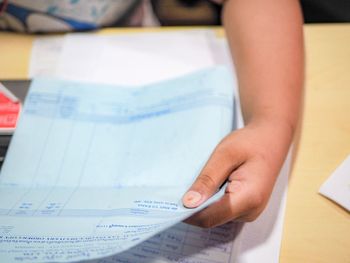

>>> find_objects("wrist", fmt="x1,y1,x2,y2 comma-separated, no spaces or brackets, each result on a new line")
245,112,298,143
242,114,297,168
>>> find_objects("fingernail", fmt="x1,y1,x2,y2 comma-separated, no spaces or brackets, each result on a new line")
183,191,202,208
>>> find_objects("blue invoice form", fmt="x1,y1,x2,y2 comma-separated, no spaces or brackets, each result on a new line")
0,66,235,262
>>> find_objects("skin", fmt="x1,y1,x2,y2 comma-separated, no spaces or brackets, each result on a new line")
182,0,304,227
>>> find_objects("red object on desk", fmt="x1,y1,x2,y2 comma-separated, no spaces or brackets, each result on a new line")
0,92,21,133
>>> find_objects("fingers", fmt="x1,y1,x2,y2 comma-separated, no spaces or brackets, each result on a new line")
184,181,250,228
185,160,274,228
182,142,245,208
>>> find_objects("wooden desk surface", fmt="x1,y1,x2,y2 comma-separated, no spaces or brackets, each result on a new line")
280,24,350,263
0,25,349,262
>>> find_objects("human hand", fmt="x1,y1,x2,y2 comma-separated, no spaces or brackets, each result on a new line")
182,119,293,227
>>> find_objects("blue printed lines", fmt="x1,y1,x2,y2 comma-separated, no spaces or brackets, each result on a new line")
24,90,232,125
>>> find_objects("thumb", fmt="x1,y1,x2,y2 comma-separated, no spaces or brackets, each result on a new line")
182,144,244,208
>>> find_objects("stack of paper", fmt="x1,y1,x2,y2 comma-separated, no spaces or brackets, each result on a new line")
0,66,236,262
22,29,292,262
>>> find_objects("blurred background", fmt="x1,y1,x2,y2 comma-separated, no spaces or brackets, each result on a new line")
150,0,350,25
1,0,349,31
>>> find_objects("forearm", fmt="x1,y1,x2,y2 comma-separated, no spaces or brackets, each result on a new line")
183,0,304,226
223,0,304,142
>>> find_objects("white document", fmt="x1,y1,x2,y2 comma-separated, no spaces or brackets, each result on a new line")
29,36,65,78
0,67,237,262
87,221,240,263
55,30,216,85
319,154,350,211
90,154,291,263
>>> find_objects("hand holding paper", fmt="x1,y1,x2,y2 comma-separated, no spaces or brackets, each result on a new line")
183,119,294,227
183,0,304,227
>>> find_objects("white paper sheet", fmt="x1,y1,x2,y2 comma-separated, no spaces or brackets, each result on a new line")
55,30,216,86
319,154,350,211
29,36,65,78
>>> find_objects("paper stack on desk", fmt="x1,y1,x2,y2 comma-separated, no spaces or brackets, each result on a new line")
0,66,237,262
